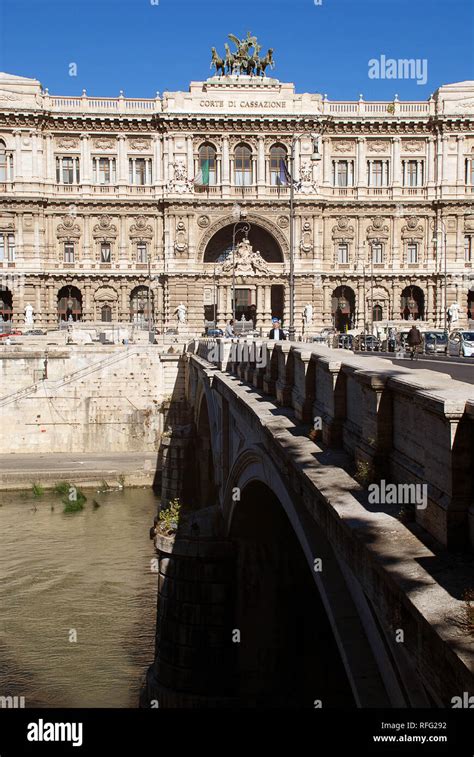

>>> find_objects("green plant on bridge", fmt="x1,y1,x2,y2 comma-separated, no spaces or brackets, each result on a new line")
354,460,374,487
158,499,181,535
32,482,45,497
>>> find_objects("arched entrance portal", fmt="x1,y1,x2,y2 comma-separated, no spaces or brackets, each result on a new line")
58,286,82,322
203,224,284,264
229,481,355,707
467,290,474,322
332,286,356,332
130,286,153,325
401,286,424,320
0,287,13,322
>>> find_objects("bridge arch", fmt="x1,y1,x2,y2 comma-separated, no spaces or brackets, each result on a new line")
222,446,418,707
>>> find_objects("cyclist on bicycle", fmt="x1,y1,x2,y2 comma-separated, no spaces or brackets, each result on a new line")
406,324,422,359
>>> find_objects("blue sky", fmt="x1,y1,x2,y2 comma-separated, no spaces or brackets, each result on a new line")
0,0,472,100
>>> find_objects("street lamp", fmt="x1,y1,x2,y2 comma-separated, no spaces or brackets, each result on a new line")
231,203,251,323
288,125,330,341
432,219,447,333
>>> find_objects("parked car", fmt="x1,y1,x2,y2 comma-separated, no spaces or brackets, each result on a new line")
0,330,22,339
206,328,224,337
24,329,47,336
448,330,474,357
423,330,448,355
355,334,380,351
337,334,354,350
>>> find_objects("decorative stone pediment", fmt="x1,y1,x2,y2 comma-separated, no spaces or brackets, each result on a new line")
56,136,80,150
92,137,116,151
402,216,424,239
332,140,356,154
130,216,153,240
367,140,390,154
465,215,474,232
93,214,117,239
367,216,389,240
402,140,425,153
94,285,118,302
57,215,81,240
220,238,270,275
168,159,193,193
332,216,355,241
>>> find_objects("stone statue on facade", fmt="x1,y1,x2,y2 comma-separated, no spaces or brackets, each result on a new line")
174,302,187,324
24,303,34,326
168,160,192,194
303,303,313,328
447,302,460,325
211,33,275,78
221,239,270,276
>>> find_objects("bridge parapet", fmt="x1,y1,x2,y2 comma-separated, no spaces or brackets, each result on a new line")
191,339,474,549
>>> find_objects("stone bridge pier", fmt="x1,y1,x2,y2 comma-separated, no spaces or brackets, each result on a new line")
144,340,474,709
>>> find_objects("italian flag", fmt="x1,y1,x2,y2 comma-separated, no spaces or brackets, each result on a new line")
193,159,210,186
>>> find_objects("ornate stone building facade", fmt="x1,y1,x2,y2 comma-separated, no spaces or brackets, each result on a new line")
0,70,473,334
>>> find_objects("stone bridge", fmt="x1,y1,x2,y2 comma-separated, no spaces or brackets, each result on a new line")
145,340,474,709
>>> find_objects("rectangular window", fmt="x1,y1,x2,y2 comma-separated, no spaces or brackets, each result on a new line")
368,160,389,187
466,159,474,186
64,242,75,263
135,159,146,185
372,242,383,264
404,160,423,187
337,243,349,264
7,234,15,261
62,157,74,184
333,160,354,188
137,243,147,264
407,243,418,263
0,235,4,261
465,236,472,262
93,157,116,185
0,152,6,183
100,243,111,263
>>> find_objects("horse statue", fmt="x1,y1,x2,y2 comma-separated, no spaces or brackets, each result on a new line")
210,47,226,77
256,48,275,77
224,43,236,75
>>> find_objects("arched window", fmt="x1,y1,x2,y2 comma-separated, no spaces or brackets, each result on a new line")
373,304,383,322
234,144,252,186
0,140,12,183
197,143,217,186
269,144,287,186
101,304,112,322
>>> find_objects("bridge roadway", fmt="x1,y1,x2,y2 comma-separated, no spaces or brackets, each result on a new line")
355,351,474,384
175,339,474,708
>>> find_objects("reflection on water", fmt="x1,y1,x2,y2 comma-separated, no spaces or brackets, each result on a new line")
0,487,158,707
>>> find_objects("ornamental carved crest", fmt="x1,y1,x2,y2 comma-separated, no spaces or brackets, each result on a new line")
403,140,425,153
332,216,355,241
197,215,210,229
402,216,424,239
299,219,313,254
220,238,270,275
174,220,188,255
168,159,193,193
57,215,81,240
93,214,117,239
130,216,153,240
129,138,151,152
56,137,79,150
297,162,317,194
92,137,115,150
367,140,389,153
332,140,356,153
367,217,389,240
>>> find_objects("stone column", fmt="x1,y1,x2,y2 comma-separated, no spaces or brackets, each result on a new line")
392,137,401,188
427,136,435,187
120,282,129,322
153,135,162,185
256,284,264,332
80,133,91,185
222,137,229,190
162,136,169,186
257,136,265,186
117,135,127,185
322,137,331,187
83,282,93,322
187,136,194,181
13,130,23,179
357,137,366,188
264,284,272,331
456,135,465,187
217,284,226,329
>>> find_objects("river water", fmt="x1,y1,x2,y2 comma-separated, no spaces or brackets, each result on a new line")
0,486,158,707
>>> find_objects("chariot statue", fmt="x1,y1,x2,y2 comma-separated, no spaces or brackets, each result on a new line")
211,33,275,78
